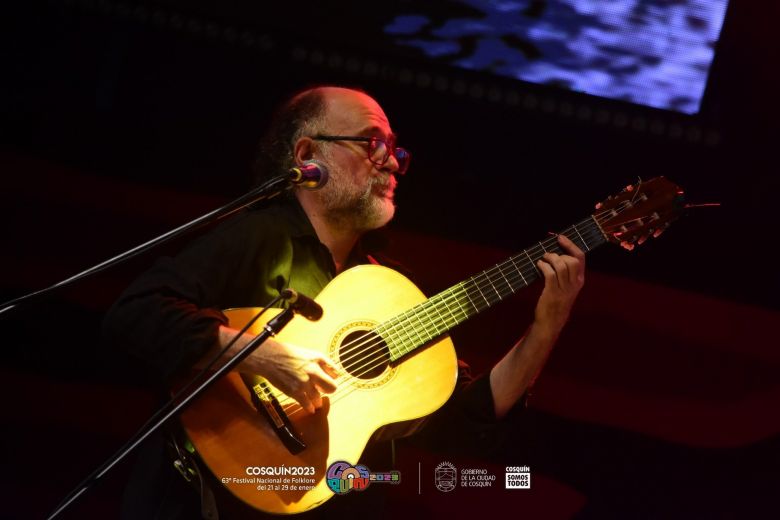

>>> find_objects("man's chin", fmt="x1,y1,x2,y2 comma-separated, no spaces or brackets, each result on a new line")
373,187,394,200
366,200,395,229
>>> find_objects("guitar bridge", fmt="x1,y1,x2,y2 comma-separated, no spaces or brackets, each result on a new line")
248,380,306,455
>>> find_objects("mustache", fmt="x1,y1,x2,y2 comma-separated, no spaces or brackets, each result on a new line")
371,175,397,192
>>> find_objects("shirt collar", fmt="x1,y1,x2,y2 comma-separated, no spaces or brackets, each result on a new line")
269,196,388,264
271,196,319,239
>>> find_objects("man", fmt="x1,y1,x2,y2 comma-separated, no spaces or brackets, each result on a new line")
104,86,584,518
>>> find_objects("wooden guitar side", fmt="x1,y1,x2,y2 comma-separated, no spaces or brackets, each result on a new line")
179,264,458,514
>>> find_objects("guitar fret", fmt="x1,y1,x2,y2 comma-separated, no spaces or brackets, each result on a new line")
421,305,436,338
471,276,491,308
438,291,460,327
445,292,462,326
416,307,432,339
443,299,458,331
485,272,504,301
587,216,607,244
426,305,446,336
524,250,540,275
452,283,470,322
453,282,477,321
386,317,406,357
398,314,418,356
497,262,515,293
385,330,398,359
572,223,590,252
509,256,528,286
461,282,479,313
383,212,612,363
411,309,430,344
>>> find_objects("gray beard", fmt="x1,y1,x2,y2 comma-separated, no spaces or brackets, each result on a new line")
320,177,392,232
314,146,395,231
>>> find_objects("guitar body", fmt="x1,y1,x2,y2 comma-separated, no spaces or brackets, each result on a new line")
180,264,458,514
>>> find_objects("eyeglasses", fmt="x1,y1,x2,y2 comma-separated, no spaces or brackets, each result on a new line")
311,134,411,175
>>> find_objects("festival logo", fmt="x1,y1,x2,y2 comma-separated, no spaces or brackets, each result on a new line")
505,465,531,489
434,462,457,492
326,461,401,495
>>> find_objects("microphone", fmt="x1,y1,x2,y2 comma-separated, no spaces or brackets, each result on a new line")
289,160,329,190
280,288,323,321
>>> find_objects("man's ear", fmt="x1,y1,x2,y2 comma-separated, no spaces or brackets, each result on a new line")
293,136,315,166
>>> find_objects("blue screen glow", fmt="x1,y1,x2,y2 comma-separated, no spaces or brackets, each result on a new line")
385,0,729,114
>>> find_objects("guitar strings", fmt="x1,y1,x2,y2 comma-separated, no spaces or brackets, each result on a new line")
274,225,602,415
325,201,636,373
315,211,616,375
272,211,627,415
273,234,610,418
330,200,641,373
273,208,633,414
272,203,647,415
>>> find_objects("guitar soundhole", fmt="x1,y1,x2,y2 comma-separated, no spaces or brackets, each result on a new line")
339,330,390,380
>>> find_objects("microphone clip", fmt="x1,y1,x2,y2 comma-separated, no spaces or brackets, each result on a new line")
280,288,323,321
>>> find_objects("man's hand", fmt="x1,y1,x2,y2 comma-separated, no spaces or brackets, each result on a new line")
534,234,585,334
489,235,586,419
216,326,339,414
250,340,339,415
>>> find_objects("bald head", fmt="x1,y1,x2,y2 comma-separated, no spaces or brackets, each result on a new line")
254,86,387,186
314,87,391,139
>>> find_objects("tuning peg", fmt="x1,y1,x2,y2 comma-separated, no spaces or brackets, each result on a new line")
595,202,603,209
652,224,669,238
625,184,634,192
637,234,649,246
620,241,635,251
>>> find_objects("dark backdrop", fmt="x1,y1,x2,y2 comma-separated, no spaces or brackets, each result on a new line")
1,1,778,518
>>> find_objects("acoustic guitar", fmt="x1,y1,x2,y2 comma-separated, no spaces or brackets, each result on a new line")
179,177,685,514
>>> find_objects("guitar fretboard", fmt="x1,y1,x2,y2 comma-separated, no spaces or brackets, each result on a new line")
376,216,606,361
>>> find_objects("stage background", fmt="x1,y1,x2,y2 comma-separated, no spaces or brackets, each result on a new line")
1,1,778,518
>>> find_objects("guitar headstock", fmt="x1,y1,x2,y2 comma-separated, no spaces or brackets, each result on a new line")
594,177,685,250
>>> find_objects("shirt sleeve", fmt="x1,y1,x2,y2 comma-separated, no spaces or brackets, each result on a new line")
102,223,244,382
102,262,226,382
404,360,527,458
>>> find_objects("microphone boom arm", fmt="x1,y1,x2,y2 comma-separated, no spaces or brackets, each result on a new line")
0,174,292,316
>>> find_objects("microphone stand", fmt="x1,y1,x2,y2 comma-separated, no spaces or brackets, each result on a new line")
0,173,291,316
47,305,301,520
3,163,328,516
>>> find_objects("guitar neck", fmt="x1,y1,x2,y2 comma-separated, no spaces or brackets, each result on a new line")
378,215,606,361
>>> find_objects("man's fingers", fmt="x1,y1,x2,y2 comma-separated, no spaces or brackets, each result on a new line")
302,364,335,413
557,234,586,261
539,250,585,291
540,253,569,289
308,388,323,410
295,390,315,414
545,252,569,280
561,255,583,286
317,357,341,380
536,259,558,288
303,359,337,394
556,235,585,283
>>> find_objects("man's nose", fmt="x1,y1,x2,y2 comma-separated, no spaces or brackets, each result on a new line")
380,153,400,174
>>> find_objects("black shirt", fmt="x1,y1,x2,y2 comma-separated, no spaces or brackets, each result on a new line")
104,198,368,381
